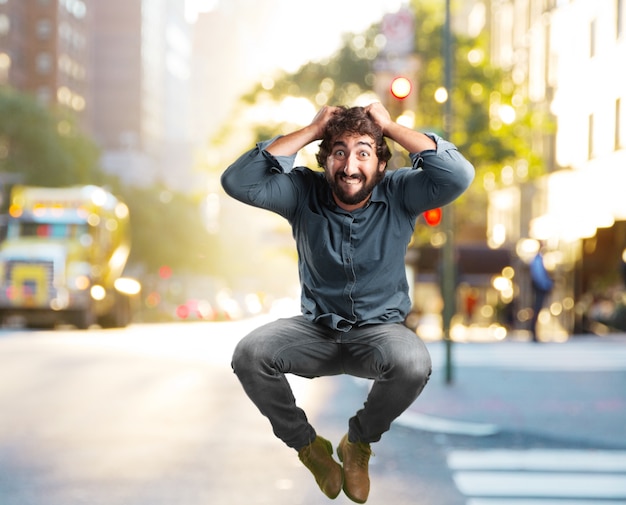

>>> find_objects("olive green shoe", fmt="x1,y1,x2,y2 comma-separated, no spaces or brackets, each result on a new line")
298,435,343,499
337,434,372,503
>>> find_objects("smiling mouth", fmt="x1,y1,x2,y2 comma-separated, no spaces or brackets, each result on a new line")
339,174,363,185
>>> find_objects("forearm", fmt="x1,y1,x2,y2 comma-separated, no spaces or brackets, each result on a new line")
265,124,320,156
265,106,337,156
383,122,437,154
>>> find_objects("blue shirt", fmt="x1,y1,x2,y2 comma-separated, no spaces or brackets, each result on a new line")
530,253,553,292
221,133,474,331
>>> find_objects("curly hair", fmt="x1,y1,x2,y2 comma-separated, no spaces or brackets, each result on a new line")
315,106,392,168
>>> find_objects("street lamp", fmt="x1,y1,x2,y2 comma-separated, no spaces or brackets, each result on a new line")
442,0,455,385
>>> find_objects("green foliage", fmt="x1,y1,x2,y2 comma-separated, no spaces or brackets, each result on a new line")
215,0,554,246
112,183,219,277
0,87,102,186
0,87,216,278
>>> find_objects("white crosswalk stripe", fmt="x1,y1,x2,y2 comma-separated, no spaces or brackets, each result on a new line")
447,449,626,504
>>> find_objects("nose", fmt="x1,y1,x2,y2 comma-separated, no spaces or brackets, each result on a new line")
342,154,360,176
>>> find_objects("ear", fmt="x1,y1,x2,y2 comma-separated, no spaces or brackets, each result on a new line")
378,161,387,172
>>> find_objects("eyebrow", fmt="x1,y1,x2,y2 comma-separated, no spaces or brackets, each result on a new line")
332,140,374,149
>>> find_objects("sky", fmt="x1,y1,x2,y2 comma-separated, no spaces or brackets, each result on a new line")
185,0,411,140
186,0,407,73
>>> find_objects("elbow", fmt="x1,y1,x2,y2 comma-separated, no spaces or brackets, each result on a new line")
220,167,242,200
445,159,475,201
220,169,232,194
447,155,475,193
438,149,475,193
458,159,475,191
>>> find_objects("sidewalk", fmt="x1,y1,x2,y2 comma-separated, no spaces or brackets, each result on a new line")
401,335,626,448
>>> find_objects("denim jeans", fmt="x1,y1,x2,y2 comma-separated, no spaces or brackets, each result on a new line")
231,316,432,450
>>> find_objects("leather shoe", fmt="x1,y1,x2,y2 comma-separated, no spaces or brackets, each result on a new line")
337,433,372,503
298,435,343,499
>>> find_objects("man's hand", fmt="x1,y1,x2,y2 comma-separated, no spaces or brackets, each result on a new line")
366,102,436,153
310,105,341,140
266,106,340,156
365,102,393,134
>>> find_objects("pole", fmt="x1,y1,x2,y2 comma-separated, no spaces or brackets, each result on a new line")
442,0,455,384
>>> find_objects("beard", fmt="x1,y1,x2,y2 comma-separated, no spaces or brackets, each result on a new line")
326,170,385,206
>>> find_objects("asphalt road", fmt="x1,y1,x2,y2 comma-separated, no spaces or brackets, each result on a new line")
1,319,625,505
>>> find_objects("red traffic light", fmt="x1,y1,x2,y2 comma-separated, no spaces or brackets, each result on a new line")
159,265,172,279
423,207,442,226
390,76,412,99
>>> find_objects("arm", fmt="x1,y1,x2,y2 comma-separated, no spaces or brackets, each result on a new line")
221,108,339,216
265,105,341,156
365,102,474,213
365,102,436,153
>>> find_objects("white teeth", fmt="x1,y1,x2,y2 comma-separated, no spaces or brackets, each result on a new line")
341,176,361,185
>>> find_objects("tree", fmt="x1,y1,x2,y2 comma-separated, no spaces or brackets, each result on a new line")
216,0,552,246
0,87,219,282
0,87,102,186
112,183,220,278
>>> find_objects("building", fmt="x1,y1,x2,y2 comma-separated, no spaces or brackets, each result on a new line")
91,0,195,190
0,0,91,127
0,0,196,192
487,0,626,335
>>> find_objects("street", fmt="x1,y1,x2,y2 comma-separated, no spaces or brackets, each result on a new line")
1,318,625,505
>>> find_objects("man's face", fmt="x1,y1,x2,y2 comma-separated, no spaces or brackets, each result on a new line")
324,134,386,211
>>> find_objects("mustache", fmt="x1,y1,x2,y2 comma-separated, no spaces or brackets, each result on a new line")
337,172,364,181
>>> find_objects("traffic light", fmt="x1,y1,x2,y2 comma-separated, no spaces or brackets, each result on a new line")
390,76,412,99
423,207,442,226
158,265,172,279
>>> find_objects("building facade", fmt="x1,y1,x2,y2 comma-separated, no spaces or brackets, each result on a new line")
488,0,626,335
0,0,91,126
0,0,195,191
91,0,194,190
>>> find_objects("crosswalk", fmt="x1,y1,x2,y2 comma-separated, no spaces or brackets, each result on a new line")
447,449,626,504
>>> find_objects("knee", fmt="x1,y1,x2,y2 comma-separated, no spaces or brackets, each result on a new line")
391,341,432,386
231,334,273,377
232,337,254,373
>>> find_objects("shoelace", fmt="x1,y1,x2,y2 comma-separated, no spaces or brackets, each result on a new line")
353,443,373,468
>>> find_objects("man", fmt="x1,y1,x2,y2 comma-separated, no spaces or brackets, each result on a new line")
221,103,474,502
529,246,554,342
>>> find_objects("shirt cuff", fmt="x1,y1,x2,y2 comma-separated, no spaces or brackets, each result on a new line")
258,136,297,174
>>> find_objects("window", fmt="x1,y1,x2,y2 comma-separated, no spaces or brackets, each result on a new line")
617,98,623,150
590,19,596,58
35,52,52,74
36,19,53,40
588,113,595,159
0,14,9,36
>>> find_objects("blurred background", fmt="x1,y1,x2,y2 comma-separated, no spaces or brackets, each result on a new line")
0,0,625,341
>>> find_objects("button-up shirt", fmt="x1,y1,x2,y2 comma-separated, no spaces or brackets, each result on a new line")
221,133,474,331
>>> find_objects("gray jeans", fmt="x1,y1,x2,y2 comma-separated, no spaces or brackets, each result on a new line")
231,316,432,450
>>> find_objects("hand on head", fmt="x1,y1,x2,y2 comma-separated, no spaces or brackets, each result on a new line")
310,106,342,140
364,102,392,134
311,103,392,140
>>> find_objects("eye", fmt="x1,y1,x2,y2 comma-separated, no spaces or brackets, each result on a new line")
358,150,371,159
333,149,346,158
